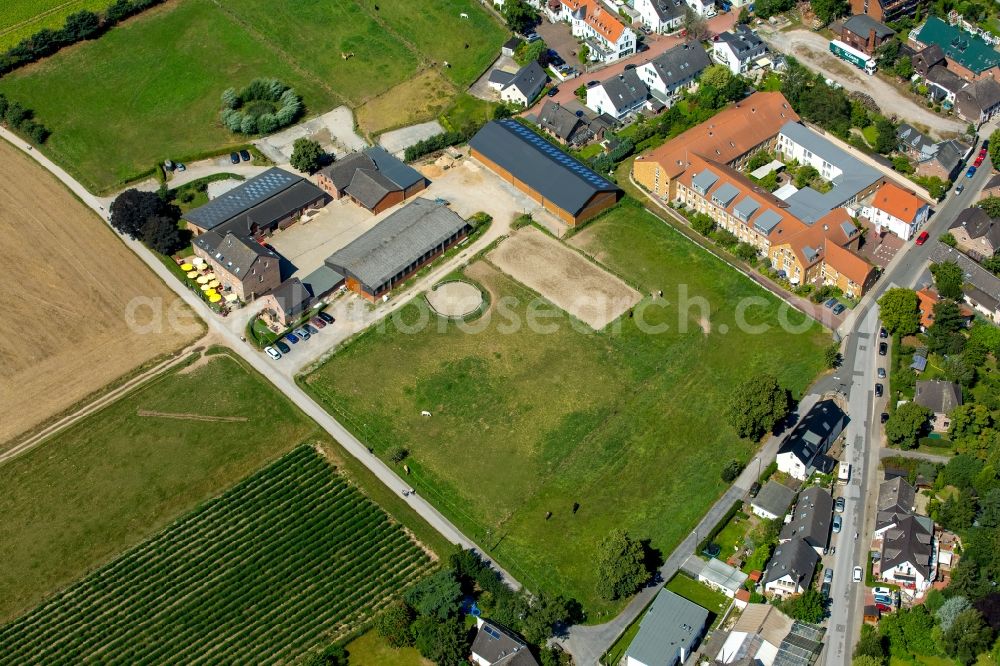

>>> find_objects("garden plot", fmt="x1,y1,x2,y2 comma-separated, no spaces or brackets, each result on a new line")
488,226,641,330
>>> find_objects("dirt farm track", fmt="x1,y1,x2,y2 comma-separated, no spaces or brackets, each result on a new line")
488,226,641,330
0,139,198,448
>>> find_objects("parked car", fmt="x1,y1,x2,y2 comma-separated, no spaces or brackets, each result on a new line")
317,311,335,324
176,162,186,171
915,230,930,245
875,602,893,613
835,497,846,513
873,586,893,597
230,152,240,164
310,316,326,329
525,32,540,42
547,87,559,97
956,184,965,196
275,340,291,354
874,594,894,606
881,412,889,424
164,159,175,171
967,165,977,178
832,303,845,315
304,323,319,335
264,346,281,360
832,515,843,533
294,327,310,340
877,367,886,379
824,297,838,309
879,342,888,355
239,149,251,162
285,332,299,344
821,582,832,597
875,382,884,397
749,482,761,498
853,566,863,583
824,568,834,583
980,146,988,159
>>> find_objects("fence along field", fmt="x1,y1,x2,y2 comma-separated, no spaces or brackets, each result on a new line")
0,446,433,664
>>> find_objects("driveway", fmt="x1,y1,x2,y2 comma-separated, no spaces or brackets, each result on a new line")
758,28,966,137
255,106,367,163
527,12,738,113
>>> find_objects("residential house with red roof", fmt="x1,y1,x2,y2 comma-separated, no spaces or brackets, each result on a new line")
556,0,636,63
864,182,931,241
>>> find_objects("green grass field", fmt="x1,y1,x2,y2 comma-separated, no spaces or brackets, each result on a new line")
0,446,433,664
665,574,731,617
0,0,506,192
0,349,325,623
303,204,828,614
347,630,432,666
0,0,108,51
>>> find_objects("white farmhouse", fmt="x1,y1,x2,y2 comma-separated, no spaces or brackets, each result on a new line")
556,0,636,63
712,25,767,74
487,61,548,107
634,0,686,34
775,400,845,481
636,41,711,105
586,69,649,120
863,182,930,241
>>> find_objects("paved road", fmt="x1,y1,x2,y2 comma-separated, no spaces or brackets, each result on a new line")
759,28,966,137
820,138,995,665
527,13,738,114
0,127,523,590
562,395,821,665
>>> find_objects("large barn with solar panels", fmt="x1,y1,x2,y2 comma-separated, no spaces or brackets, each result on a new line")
182,167,329,238
469,120,622,226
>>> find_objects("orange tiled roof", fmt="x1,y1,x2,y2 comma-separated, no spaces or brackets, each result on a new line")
562,0,626,43
823,239,875,286
917,287,972,328
637,91,800,179
872,182,926,223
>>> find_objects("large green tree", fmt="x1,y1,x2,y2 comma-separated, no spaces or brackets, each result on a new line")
941,609,994,665
374,601,415,648
515,39,548,66
403,569,461,620
727,374,790,441
595,529,649,601
811,0,848,23
978,196,1000,218
931,261,965,300
853,624,886,664
502,0,537,33
779,588,826,623
885,402,932,449
878,288,920,336
290,138,326,174
412,616,469,666
874,117,897,154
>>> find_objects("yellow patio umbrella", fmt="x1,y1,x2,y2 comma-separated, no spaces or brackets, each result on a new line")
200,283,211,291
205,272,216,280
186,271,198,279
196,275,209,285
206,288,217,297
208,279,220,288
180,263,194,271
209,294,222,303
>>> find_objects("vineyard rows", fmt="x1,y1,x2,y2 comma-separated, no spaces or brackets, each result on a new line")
0,446,433,664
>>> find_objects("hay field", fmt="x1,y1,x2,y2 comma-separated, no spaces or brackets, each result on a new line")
489,225,641,329
0,139,199,446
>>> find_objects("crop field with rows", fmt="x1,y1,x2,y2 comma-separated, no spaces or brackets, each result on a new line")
0,446,433,664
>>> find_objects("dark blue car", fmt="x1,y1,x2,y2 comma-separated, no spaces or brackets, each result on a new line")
285,332,299,344
967,165,977,178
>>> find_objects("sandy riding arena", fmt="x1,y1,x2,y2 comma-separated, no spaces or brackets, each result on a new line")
0,140,198,447
426,281,484,317
488,226,641,329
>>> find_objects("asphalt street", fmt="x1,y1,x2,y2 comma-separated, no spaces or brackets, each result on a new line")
820,142,996,665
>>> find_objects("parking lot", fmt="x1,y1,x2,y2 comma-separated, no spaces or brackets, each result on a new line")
535,18,579,68
267,199,378,281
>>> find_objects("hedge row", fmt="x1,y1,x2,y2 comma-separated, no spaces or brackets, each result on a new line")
697,499,743,556
0,0,167,77
0,94,49,144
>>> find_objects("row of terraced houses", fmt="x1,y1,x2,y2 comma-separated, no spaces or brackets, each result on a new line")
631,91,935,298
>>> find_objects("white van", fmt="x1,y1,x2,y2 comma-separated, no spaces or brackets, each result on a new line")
838,462,851,485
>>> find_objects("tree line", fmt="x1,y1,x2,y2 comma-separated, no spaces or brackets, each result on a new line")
0,0,167,77
0,93,49,144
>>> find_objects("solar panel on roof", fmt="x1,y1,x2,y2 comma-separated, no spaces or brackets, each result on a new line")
484,626,502,640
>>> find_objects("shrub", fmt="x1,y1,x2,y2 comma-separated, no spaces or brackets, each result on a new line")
389,447,409,463
721,459,744,482
219,78,302,136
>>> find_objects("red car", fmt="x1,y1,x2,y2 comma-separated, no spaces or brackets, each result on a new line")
975,155,985,167
875,602,893,613
915,230,930,245
980,147,988,158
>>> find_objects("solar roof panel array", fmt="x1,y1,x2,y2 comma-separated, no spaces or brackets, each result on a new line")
505,121,614,189
184,168,302,230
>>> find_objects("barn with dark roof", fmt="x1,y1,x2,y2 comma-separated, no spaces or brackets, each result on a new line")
469,119,622,225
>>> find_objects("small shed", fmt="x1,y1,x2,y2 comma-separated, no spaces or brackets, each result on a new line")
502,36,523,58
